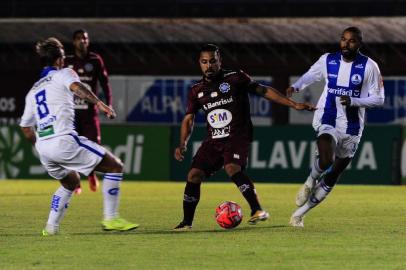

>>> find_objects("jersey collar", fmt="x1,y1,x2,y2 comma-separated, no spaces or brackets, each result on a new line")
40,66,57,78
203,69,224,83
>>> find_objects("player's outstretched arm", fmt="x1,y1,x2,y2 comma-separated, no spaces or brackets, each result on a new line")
20,127,36,145
174,114,195,162
339,95,384,107
254,84,316,111
70,82,116,119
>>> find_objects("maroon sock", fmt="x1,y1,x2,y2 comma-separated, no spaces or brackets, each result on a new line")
182,182,201,225
231,172,262,215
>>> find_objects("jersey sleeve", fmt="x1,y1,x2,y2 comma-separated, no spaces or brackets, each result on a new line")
238,70,259,93
57,68,81,91
366,59,385,99
350,59,385,108
96,55,113,106
185,88,200,115
291,54,327,91
19,92,36,127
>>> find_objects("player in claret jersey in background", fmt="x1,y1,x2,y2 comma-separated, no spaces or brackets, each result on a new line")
20,37,138,235
287,27,385,227
65,29,113,193
173,44,316,230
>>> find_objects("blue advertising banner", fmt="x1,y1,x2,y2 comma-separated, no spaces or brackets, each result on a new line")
114,76,272,125
367,78,406,123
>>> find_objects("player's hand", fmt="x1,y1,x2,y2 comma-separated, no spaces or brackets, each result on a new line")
286,87,297,98
97,102,117,119
174,146,187,161
340,96,351,106
294,102,317,111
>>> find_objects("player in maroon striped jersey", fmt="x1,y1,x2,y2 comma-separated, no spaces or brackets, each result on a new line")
65,29,113,193
173,44,316,230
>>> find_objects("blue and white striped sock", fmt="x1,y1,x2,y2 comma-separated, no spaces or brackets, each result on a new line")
293,180,333,217
103,173,123,220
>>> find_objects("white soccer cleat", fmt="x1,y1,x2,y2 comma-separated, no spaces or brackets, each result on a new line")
289,215,304,228
295,184,312,207
248,210,270,225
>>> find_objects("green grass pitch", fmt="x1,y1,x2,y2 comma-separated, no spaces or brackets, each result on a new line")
0,180,405,270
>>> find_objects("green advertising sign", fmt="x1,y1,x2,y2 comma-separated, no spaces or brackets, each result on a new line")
171,125,402,184
1,125,401,184
0,126,35,179
0,125,170,180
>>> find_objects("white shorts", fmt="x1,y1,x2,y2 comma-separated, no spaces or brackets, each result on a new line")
35,134,106,180
316,124,361,158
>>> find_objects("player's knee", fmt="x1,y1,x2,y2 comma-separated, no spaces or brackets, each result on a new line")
224,164,241,177
188,177,202,184
111,157,124,173
60,171,80,191
187,169,204,184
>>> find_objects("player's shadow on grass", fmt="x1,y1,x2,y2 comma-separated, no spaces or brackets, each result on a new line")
64,224,288,236
58,225,289,236
1,225,289,237
139,224,289,235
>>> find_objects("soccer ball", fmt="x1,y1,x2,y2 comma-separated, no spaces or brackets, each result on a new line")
215,201,243,229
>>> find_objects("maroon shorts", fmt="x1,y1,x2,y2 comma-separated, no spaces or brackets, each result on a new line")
74,115,101,144
191,137,250,177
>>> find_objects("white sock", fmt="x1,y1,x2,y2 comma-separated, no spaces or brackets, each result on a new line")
103,173,123,220
310,158,323,180
304,175,317,189
46,186,73,229
293,180,333,217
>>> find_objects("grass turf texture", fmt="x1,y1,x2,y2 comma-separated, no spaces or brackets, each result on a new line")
0,180,405,270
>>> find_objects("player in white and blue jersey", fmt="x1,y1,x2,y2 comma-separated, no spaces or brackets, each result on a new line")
286,27,385,227
20,37,139,235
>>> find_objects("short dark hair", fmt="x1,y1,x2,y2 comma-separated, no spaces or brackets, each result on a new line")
35,37,64,66
72,29,88,40
199,44,221,56
343,26,363,42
